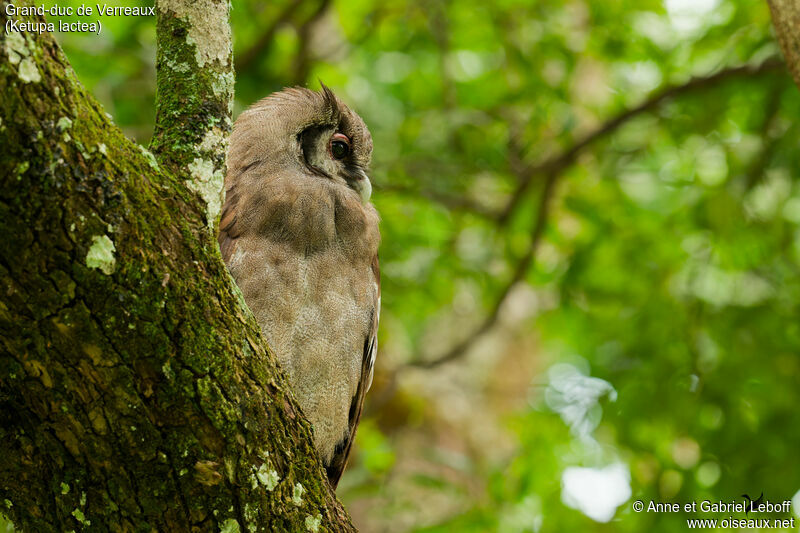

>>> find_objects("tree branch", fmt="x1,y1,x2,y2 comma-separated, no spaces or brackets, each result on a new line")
768,0,800,89
150,0,234,229
412,58,784,369
429,0,456,110
409,171,558,369
379,183,500,219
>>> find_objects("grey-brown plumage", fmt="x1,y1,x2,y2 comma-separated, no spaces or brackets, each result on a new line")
219,86,380,488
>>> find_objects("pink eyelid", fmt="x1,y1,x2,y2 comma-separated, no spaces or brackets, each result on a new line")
331,133,350,145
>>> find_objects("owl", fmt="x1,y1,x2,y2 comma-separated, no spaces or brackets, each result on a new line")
218,86,380,488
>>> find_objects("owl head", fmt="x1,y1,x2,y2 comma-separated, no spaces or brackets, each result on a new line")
227,84,373,204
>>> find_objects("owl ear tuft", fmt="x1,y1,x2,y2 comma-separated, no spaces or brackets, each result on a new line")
319,80,342,124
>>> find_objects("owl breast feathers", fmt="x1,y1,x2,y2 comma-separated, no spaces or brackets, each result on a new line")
218,86,380,488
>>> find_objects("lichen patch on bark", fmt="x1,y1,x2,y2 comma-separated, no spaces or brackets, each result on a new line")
17,57,41,83
188,157,224,227
138,145,160,170
292,483,306,506
57,117,73,130
213,70,235,106
4,31,29,64
199,127,226,153
5,32,41,83
158,0,232,68
219,517,241,533
305,514,322,532
252,463,280,491
85,234,116,275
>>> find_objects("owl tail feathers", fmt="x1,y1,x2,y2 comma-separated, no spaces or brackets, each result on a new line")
324,434,353,489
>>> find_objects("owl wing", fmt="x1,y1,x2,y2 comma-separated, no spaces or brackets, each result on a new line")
325,254,380,488
218,182,241,262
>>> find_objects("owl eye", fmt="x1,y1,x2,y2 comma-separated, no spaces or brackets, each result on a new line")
330,134,350,160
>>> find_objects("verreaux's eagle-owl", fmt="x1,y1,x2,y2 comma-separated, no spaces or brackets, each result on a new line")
218,86,380,488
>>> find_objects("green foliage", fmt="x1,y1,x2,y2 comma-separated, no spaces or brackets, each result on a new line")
353,420,396,476
36,0,800,530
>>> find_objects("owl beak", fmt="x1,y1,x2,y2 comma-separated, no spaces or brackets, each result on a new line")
348,168,372,204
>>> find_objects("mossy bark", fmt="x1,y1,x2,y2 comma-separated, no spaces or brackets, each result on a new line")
0,2,355,531
768,0,800,91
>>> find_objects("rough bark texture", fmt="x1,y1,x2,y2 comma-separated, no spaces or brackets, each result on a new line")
769,0,800,90
0,2,355,531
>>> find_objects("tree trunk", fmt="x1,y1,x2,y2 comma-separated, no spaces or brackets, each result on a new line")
768,0,800,89
0,1,355,531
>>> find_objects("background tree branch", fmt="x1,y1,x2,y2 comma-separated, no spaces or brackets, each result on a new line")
236,0,304,75
498,58,784,225
0,1,353,531
410,58,785,369
291,0,332,86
